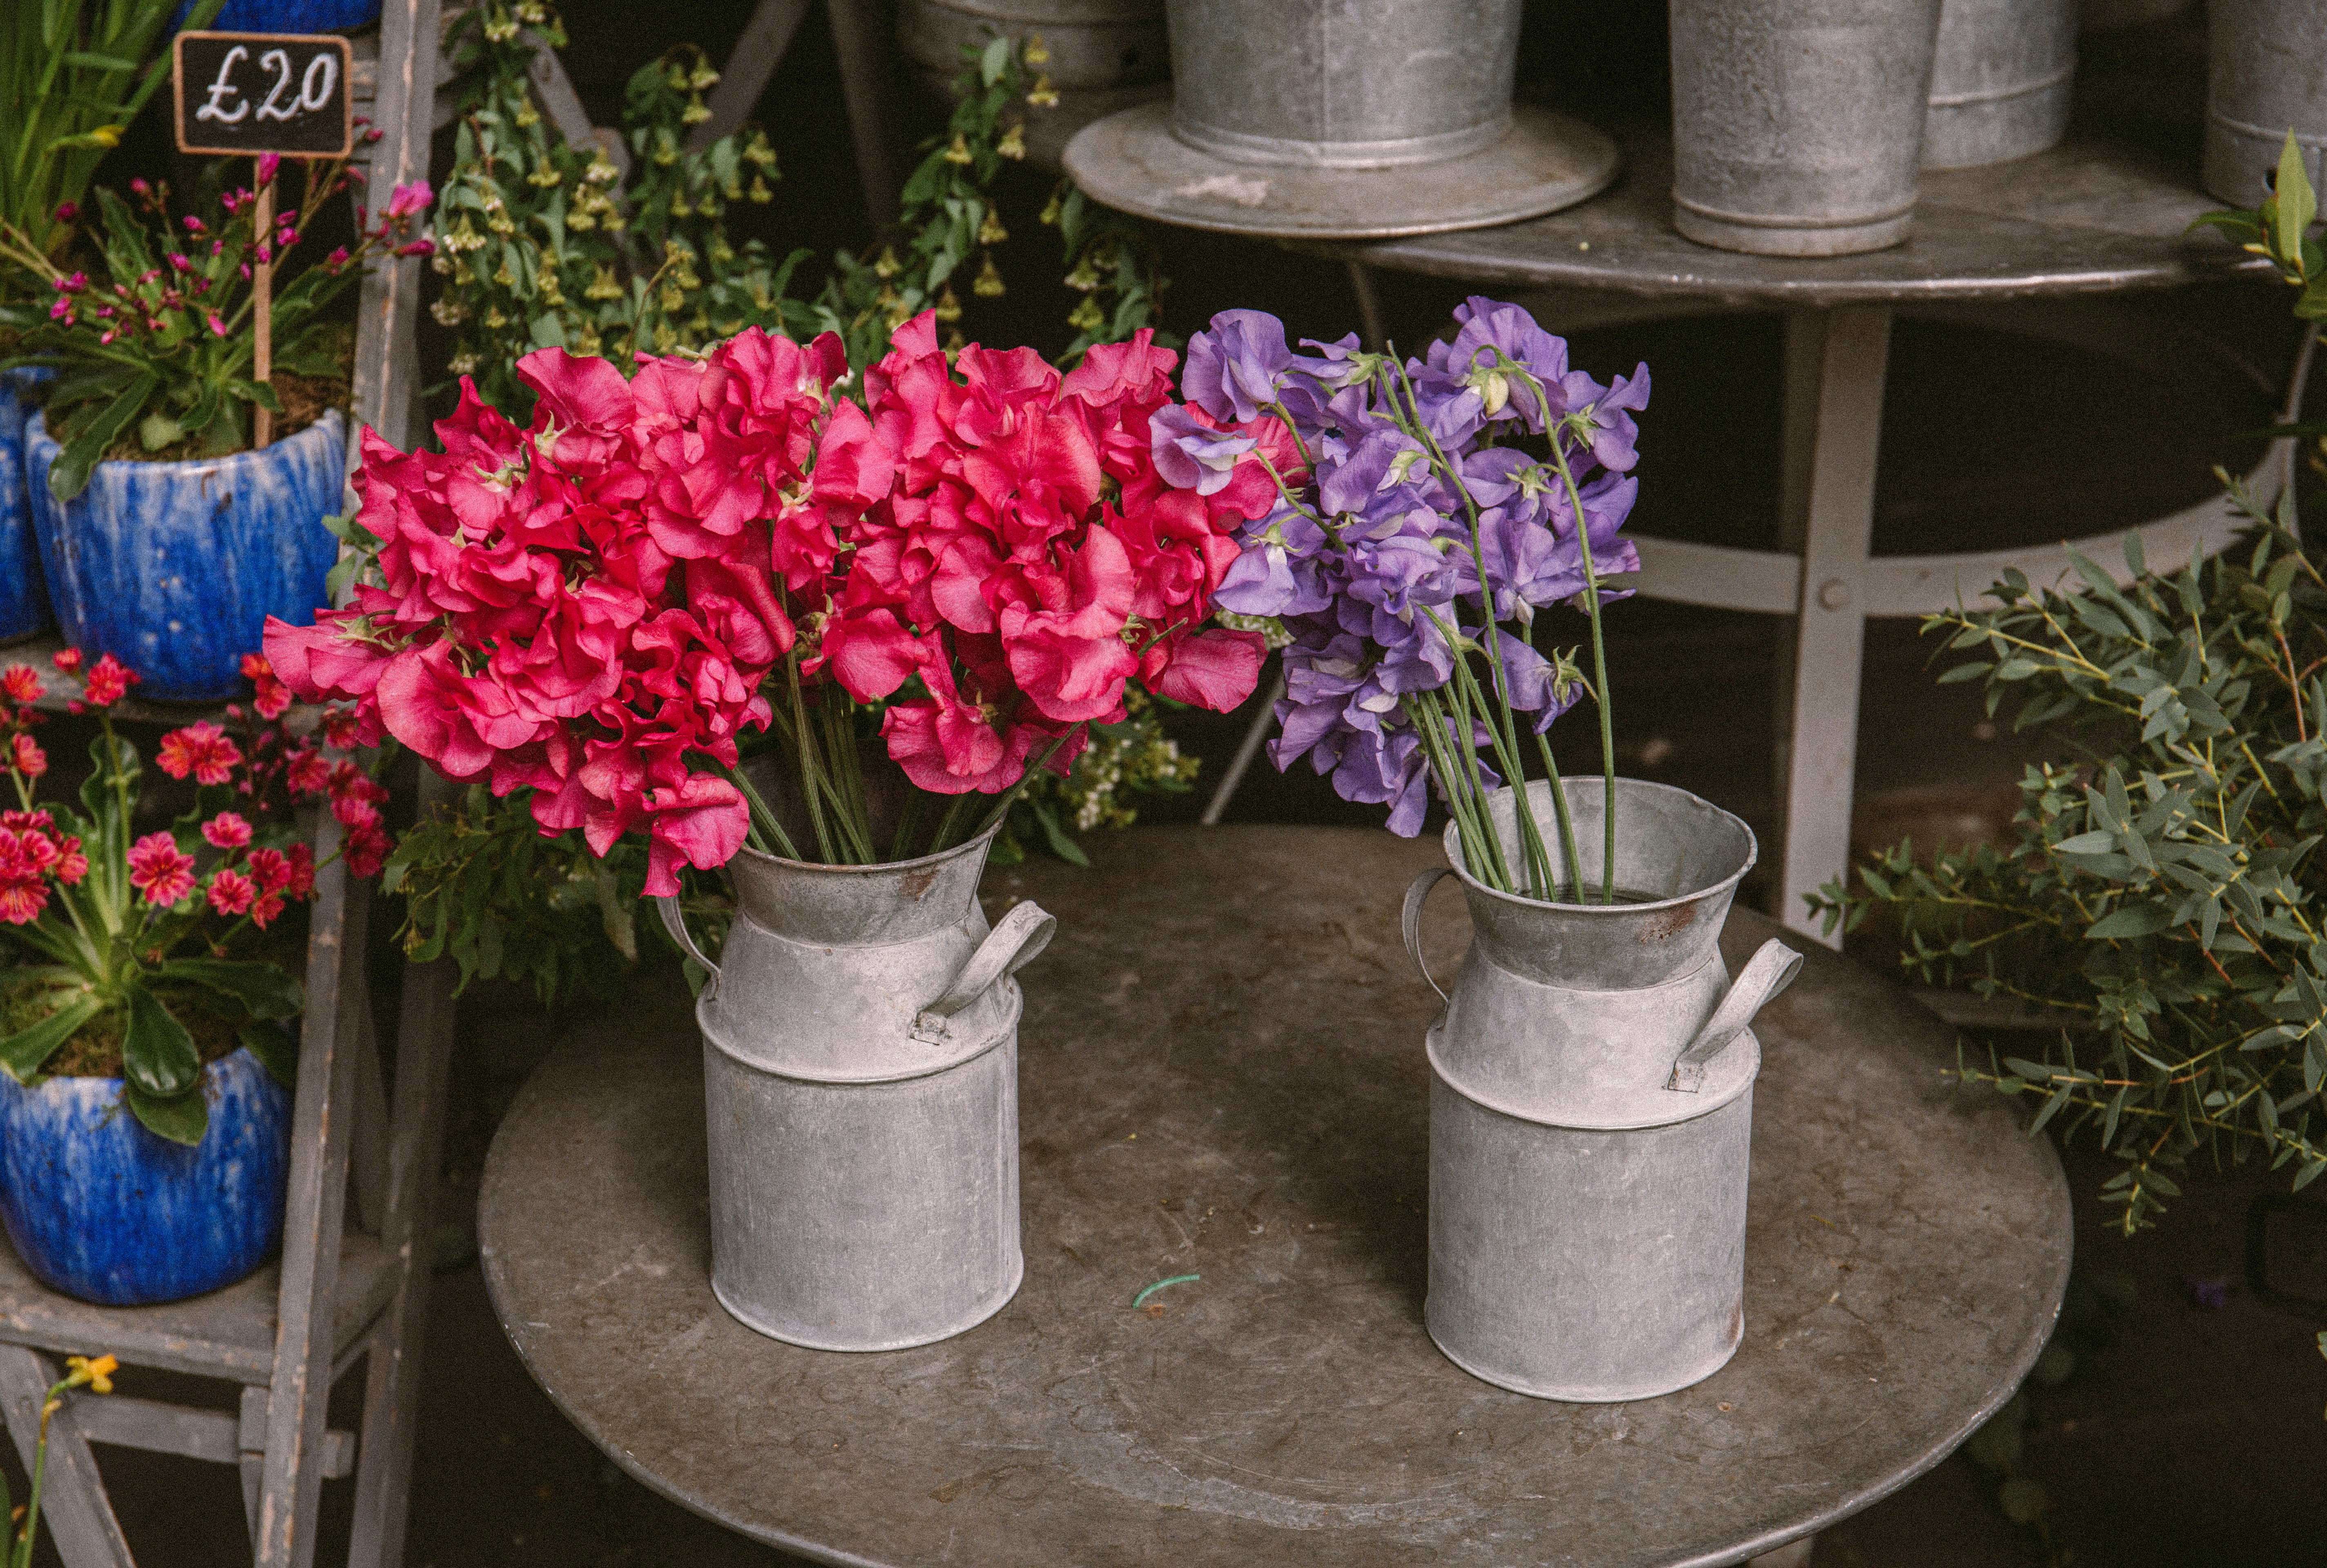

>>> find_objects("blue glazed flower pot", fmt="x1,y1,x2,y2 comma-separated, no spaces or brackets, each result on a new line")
27,410,345,701
170,0,384,31
0,1047,292,1306
0,368,57,645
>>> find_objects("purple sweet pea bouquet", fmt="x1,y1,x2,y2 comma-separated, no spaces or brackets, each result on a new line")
1152,296,1649,903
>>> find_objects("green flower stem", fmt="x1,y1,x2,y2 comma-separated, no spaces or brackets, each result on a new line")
1501,355,1621,906
1409,686,1502,890
1535,733,1586,904
784,656,841,864
717,758,797,860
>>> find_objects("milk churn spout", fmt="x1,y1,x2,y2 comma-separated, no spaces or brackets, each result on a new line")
1667,938,1802,1092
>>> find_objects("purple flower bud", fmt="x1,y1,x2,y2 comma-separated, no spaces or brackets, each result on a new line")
1185,309,1298,425
1150,405,1254,495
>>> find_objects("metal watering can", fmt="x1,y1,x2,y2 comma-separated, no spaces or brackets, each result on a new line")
1404,779,1801,1401
657,826,1054,1352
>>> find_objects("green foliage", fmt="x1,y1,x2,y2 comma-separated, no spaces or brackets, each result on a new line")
1044,179,1170,363
990,691,1198,867
1808,521,2327,1232
381,782,650,1005
428,2,803,419
0,0,222,297
2192,129,2327,323
801,30,1041,368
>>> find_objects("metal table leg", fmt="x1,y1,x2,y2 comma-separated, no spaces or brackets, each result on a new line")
1775,307,1892,947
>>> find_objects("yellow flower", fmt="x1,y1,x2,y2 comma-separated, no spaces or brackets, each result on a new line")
944,133,973,167
747,175,772,203
933,282,962,324
872,247,901,280
585,263,622,301
972,253,1005,298
977,207,1008,246
682,93,712,126
86,125,125,150
1026,74,1058,109
1024,33,1051,66
1067,294,1104,332
996,123,1026,162
1039,190,1062,227
65,1356,116,1394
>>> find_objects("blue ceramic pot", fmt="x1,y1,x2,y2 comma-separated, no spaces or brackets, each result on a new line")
0,1047,292,1306
170,0,383,30
0,368,57,645
27,410,345,701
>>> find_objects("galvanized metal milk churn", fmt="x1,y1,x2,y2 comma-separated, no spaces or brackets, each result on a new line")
1404,780,1801,1400
657,828,1054,1352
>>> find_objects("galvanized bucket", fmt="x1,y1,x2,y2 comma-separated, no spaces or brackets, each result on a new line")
656,828,1055,1352
1166,0,1523,168
2202,0,2327,206
1922,0,2076,169
1406,779,1802,1401
1668,0,1946,256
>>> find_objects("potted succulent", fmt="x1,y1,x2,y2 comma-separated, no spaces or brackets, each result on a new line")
0,648,384,1305
1162,300,1799,1399
1,0,227,641
0,158,432,700
269,314,1265,1350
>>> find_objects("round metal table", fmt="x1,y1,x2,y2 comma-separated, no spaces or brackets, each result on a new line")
480,825,2071,1568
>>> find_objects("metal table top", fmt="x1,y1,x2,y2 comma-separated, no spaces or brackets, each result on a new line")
1347,119,2270,305
479,825,2072,1568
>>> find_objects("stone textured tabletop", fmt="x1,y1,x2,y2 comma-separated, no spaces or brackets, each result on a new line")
1348,120,2269,305
480,825,2071,1568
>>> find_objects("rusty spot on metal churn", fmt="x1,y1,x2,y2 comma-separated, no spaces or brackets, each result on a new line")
899,867,938,900
1637,900,1699,943
1726,1295,1745,1344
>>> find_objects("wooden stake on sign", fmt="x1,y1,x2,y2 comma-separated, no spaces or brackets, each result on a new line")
253,172,273,450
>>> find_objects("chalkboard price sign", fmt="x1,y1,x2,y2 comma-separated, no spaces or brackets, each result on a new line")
172,32,353,159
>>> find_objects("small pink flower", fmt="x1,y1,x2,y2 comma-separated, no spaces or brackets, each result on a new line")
51,201,76,223
49,649,80,675
182,215,204,233
157,722,240,785
256,153,280,188
208,313,228,337
206,867,256,917
127,832,196,907
129,178,150,197
384,180,433,220
201,812,253,850
396,239,435,258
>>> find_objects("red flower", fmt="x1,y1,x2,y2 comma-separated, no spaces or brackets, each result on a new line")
0,665,40,704
49,649,80,675
344,820,390,879
207,867,257,916
285,748,331,798
76,653,138,709
7,734,44,780
157,722,243,786
247,846,292,892
249,891,288,929
127,831,196,906
201,812,254,850
285,842,317,898
240,653,293,719
0,829,53,924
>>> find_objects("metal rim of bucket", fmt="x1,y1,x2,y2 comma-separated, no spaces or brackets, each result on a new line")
1439,778,1759,918
1171,111,1514,171
730,818,1002,878
699,982,1025,1087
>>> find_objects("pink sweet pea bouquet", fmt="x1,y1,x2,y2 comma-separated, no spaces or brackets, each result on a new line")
267,313,1266,893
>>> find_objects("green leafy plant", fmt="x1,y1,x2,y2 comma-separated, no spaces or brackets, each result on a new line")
0,0,222,294
380,782,650,1004
0,158,427,498
1808,522,2327,1232
428,2,801,416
